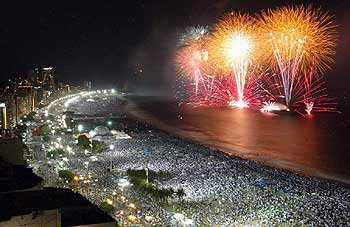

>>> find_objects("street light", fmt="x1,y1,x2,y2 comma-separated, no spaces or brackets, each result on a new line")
84,161,89,171
107,120,112,128
70,119,75,140
73,175,79,182
78,124,83,132
109,144,115,150
106,198,113,205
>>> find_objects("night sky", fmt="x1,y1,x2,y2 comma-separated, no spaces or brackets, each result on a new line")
1,0,349,94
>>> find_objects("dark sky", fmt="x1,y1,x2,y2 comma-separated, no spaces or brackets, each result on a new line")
1,0,349,93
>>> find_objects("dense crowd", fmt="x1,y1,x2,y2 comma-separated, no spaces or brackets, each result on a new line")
28,94,350,226
93,122,350,226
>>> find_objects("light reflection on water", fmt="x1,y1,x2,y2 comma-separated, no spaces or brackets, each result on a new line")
127,97,350,183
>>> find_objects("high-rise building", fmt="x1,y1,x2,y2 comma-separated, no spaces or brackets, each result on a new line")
65,84,71,93
0,85,17,128
0,65,72,128
28,67,41,86
0,102,7,129
0,84,36,127
83,81,92,90
42,66,55,90
1,96,15,128
15,85,35,121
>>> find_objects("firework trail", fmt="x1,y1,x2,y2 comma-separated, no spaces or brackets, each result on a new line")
186,72,267,108
295,69,337,115
258,5,337,107
257,68,336,114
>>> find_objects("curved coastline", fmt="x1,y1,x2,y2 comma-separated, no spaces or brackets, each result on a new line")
124,96,350,185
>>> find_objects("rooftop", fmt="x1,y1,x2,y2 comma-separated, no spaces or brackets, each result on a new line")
0,187,117,227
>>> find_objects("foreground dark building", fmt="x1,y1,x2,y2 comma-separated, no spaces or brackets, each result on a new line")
0,138,117,227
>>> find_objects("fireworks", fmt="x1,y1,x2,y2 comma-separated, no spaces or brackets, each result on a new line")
260,101,283,113
175,26,210,95
294,69,337,115
186,73,266,108
178,26,209,46
257,68,336,114
210,13,259,108
175,43,209,95
305,102,314,115
174,6,338,116
258,5,337,107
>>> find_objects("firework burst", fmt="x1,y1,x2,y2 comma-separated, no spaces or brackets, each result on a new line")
174,6,338,116
175,43,210,95
256,68,336,114
178,26,209,46
186,72,267,108
294,69,337,115
210,12,260,108
258,5,337,107
175,26,211,95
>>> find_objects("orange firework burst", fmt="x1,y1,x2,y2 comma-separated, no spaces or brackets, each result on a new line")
258,5,337,74
257,5,337,107
210,13,260,70
209,12,260,107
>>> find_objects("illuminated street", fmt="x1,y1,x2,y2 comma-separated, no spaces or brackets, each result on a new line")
24,91,350,226
2,1,350,227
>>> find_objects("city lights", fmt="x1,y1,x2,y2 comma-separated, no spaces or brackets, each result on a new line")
77,124,84,132
107,120,112,127
9,2,346,227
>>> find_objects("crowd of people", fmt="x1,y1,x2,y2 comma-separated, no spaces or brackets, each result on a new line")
27,93,350,226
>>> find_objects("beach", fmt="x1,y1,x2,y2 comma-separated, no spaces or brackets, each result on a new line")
30,93,350,226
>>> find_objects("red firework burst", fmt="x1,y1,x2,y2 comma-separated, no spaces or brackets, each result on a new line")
185,73,267,108
257,68,337,115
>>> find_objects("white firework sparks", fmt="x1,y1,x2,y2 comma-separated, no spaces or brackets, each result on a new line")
178,25,209,46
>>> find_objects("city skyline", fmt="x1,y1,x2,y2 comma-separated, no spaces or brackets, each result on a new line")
1,0,350,92
1,1,350,225
0,66,92,129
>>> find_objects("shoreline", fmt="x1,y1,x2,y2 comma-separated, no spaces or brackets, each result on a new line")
125,97,350,186
118,99,350,225
32,93,350,226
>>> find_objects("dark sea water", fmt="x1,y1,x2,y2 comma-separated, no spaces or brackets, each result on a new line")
126,96,350,184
